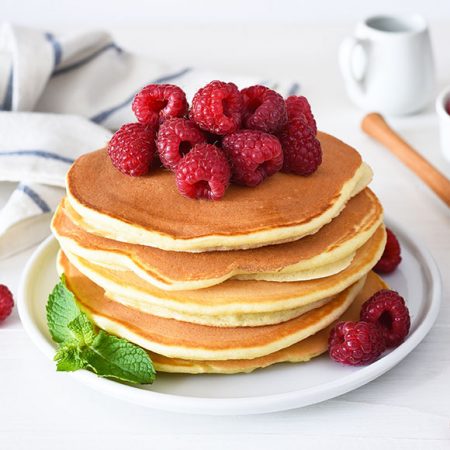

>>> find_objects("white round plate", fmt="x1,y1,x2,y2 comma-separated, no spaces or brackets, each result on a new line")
18,219,441,415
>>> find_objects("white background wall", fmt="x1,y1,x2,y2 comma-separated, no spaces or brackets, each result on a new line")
2,0,450,27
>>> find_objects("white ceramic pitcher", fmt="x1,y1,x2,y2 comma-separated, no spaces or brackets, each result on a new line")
339,14,435,116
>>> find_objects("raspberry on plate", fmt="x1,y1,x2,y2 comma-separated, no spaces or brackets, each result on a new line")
107,123,156,176
241,85,287,133
175,143,231,200
0,284,14,322
157,118,207,171
278,116,322,175
189,80,242,135
222,130,283,187
329,321,386,366
132,84,188,128
286,95,317,134
360,289,410,348
374,228,402,273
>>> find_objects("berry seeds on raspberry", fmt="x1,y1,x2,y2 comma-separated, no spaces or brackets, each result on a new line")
107,123,156,176
329,320,386,366
360,289,410,348
132,84,188,128
278,116,322,175
175,143,231,200
222,130,284,187
0,284,14,322
374,228,402,273
241,85,287,133
189,81,243,135
157,118,207,171
286,95,317,134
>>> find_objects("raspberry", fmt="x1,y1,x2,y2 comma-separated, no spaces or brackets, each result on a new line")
0,284,14,322
157,118,207,170
286,95,317,134
241,85,287,133
360,290,410,348
222,130,283,187
374,228,402,273
107,123,156,176
329,321,386,366
189,81,242,135
175,144,231,200
132,84,188,128
278,116,322,175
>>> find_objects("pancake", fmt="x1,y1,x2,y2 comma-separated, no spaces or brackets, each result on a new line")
150,272,388,373
60,226,386,328
57,200,354,287
59,251,368,361
58,246,334,325
53,188,383,290
66,132,373,252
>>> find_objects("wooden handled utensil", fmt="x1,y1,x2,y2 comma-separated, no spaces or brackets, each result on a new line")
361,112,450,207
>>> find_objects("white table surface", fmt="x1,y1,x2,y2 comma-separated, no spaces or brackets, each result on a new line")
1,22,449,450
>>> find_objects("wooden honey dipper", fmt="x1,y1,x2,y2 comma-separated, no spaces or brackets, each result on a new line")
361,113,450,207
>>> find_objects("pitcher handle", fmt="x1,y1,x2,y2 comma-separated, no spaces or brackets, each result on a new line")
339,37,367,93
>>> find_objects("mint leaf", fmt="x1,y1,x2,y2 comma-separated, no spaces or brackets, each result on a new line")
55,341,86,372
67,313,95,346
83,331,156,384
46,277,156,385
46,276,80,343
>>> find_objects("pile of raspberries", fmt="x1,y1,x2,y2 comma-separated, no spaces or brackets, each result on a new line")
107,81,322,200
329,288,410,366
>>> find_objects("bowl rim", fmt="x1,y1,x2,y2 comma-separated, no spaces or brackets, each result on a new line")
364,14,428,36
436,86,450,119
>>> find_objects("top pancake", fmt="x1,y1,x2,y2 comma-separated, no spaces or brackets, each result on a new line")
66,132,371,252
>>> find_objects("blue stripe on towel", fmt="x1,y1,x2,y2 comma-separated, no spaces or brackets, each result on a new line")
45,33,63,68
0,150,74,164
53,42,123,76
287,82,300,96
90,67,192,124
18,184,51,213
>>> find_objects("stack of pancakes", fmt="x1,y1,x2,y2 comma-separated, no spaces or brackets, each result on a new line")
52,132,388,374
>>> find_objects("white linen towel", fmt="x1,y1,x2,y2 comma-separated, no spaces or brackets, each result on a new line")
0,22,300,258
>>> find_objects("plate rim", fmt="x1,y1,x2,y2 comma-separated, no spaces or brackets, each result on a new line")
17,217,442,415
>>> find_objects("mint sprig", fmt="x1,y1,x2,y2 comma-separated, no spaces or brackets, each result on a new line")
46,276,156,384
46,275,80,343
